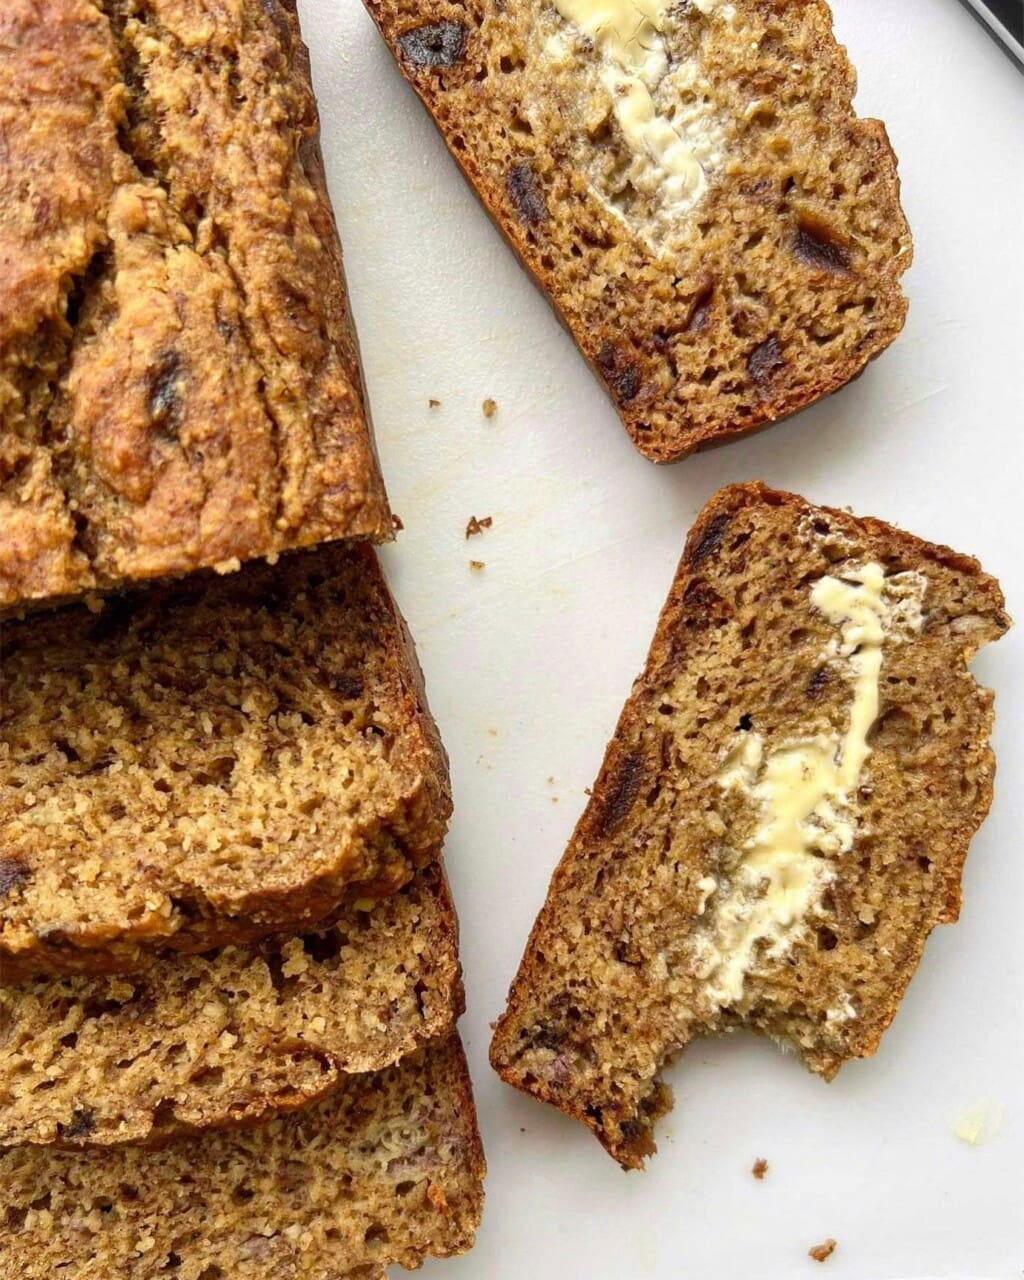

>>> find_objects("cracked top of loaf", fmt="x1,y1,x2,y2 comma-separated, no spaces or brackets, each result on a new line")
0,0,391,611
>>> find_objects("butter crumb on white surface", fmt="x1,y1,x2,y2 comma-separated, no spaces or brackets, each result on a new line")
953,1100,1006,1146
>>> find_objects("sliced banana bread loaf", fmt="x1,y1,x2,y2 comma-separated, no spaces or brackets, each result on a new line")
0,864,460,1148
0,543,450,981
366,0,911,461
491,484,1009,1168
0,1033,485,1278
0,0,390,612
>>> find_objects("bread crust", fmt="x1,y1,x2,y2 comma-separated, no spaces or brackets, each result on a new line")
0,0,391,612
491,484,1009,1167
365,0,912,462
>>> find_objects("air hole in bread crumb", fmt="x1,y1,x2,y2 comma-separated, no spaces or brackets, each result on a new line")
301,931,343,964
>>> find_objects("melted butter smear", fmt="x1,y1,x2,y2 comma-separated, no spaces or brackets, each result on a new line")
699,564,923,1007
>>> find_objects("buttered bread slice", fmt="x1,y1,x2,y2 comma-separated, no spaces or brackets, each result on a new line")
490,484,1008,1168
366,0,911,461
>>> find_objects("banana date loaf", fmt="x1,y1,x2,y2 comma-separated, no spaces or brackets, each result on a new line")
0,0,391,612
0,543,451,982
366,0,911,461
0,1033,485,1278
491,484,1008,1168
0,863,461,1148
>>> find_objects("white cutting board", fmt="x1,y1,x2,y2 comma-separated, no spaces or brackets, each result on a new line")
299,1,1023,1274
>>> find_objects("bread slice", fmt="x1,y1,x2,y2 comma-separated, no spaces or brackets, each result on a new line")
490,483,1009,1168
365,0,911,462
0,0,391,612
0,543,450,981
0,863,461,1148
0,1032,485,1277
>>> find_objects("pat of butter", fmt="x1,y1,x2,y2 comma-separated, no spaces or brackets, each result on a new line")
690,0,737,18
550,0,707,204
697,564,927,1007
954,1100,1005,1146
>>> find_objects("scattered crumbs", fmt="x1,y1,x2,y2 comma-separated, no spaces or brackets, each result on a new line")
465,515,493,539
428,397,441,408
547,775,554,785
482,397,497,419
486,729,498,738
954,1099,1006,1146
391,513,404,532
520,1127,526,1133
469,560,485,571
584,786,593,796
752,1158,769,1180
550,796,559,804
808,1239,837,1263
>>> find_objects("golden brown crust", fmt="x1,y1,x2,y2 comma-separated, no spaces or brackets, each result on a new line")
0,544,451,981
0,1033,486,1277
0,864,463,1149
0,0,391,612
491,484,1009,1168
364,0,911,462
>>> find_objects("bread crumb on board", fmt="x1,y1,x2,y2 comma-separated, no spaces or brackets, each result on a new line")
465,515,493,539
808,1239,837,1263
391,513,404,532
469,560,485,571
428,397,441,408
751,1158,769,1180
482,397,497,418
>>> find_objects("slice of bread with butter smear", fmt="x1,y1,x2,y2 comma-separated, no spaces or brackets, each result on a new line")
491,484,1009,1168
365,0,911,461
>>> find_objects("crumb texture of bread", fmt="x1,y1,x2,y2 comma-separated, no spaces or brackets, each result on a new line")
0,0,391,611
0,865,462,1148
365,0,912,461
0,544,451,981
491,483,1009,1168
0,1034,485,1278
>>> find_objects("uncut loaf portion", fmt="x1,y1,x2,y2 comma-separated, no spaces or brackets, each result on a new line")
0,863,460,1148
0,543,451,982
0,1033,485,1279
365,0,911,462
0,0,391,612
491,483,1009,1168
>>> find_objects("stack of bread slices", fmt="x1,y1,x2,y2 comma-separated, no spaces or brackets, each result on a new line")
0,1,483,1276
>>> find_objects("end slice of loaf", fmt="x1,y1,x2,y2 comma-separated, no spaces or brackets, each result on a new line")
0,0,392,612
0,1033,485,1278
365,0,910,461
0,863,460,1148
491,483,1009,1168
0,543,450,981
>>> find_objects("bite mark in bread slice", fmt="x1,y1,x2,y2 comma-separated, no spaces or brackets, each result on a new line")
491,484,1009,1168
